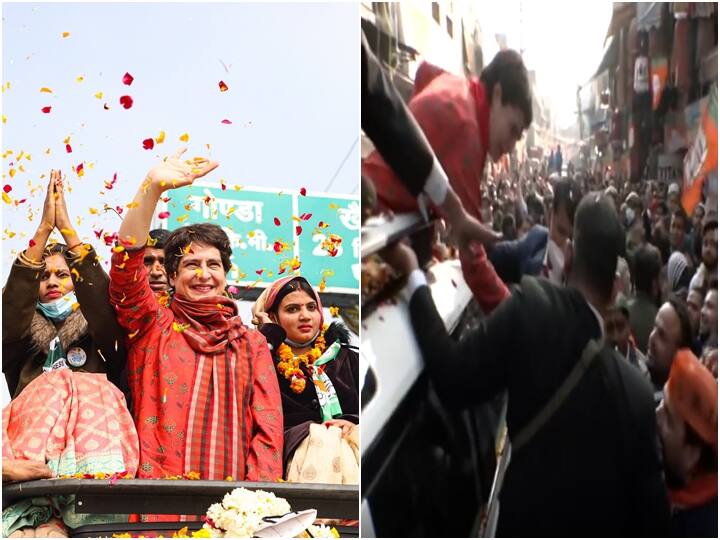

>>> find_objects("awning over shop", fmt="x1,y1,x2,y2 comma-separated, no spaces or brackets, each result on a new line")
637,3,663,32
606,2,636,39
592,36,618,79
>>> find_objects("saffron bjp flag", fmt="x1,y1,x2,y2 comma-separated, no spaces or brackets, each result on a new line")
683,83,717,216
651,56,668,111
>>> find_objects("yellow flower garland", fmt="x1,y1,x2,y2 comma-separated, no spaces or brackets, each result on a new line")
276,325,328,394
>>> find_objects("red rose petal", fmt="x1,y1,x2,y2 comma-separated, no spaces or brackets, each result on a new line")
41,106,52,113
142,138,154,150
273,217,280,226
29,239,36,247
122,72,134,86
255,269,264,276
221,119,232,124
94,228,103,239
76,163,84,174
302,213,312,221
296,225,302,235
300,187,307,196
158,211,170,219
119,95,133,109
3,185,11,193
219,81,228,92
65,144,72,153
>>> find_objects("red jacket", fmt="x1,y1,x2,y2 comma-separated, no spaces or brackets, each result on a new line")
364,62,489,218
363,62,509,312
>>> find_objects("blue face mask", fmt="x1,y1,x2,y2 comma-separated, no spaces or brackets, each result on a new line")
37,291,78,322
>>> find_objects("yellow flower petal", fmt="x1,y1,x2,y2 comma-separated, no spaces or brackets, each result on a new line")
179,133,189,142
40,87,53,93
62,32,70,38
2,192,11,204
94,91,103,99
156,130,166,144
76,76,84,83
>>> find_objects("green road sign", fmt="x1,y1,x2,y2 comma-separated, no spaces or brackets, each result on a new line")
158,182,359,293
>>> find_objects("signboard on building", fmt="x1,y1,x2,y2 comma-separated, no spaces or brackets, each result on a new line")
157,182,360,294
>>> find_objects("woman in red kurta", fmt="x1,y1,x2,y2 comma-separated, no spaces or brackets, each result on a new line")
109,149,282,482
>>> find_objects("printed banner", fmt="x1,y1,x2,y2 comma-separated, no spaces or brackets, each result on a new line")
158,183,360,293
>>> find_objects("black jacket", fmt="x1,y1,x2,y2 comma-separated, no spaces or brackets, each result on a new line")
408,275,671,536
361,31,433,198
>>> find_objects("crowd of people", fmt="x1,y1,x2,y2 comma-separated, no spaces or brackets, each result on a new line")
2,155,359,537
362,32,717,537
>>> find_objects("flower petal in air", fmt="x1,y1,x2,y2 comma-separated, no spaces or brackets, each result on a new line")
122,72,134,86
41,106,52,113
119,95,133,109
218,80,228,92
142,138,154,150
158,211,170,219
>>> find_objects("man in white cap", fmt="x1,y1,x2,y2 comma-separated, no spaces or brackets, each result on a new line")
667,182,681,215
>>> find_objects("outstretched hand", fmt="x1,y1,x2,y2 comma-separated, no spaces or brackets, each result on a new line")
2,459,53,482
448,209,502,251
379,240,419,277
146,148,219,192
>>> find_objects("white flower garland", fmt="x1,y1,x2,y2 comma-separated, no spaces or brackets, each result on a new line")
200,487,339,538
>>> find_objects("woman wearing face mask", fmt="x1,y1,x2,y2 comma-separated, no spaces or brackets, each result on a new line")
252,276,359,484
2,172,137,538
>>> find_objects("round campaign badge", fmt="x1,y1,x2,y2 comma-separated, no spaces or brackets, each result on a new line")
66,347,87,368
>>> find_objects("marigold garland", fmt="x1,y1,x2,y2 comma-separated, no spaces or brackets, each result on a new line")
276,325,328,394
